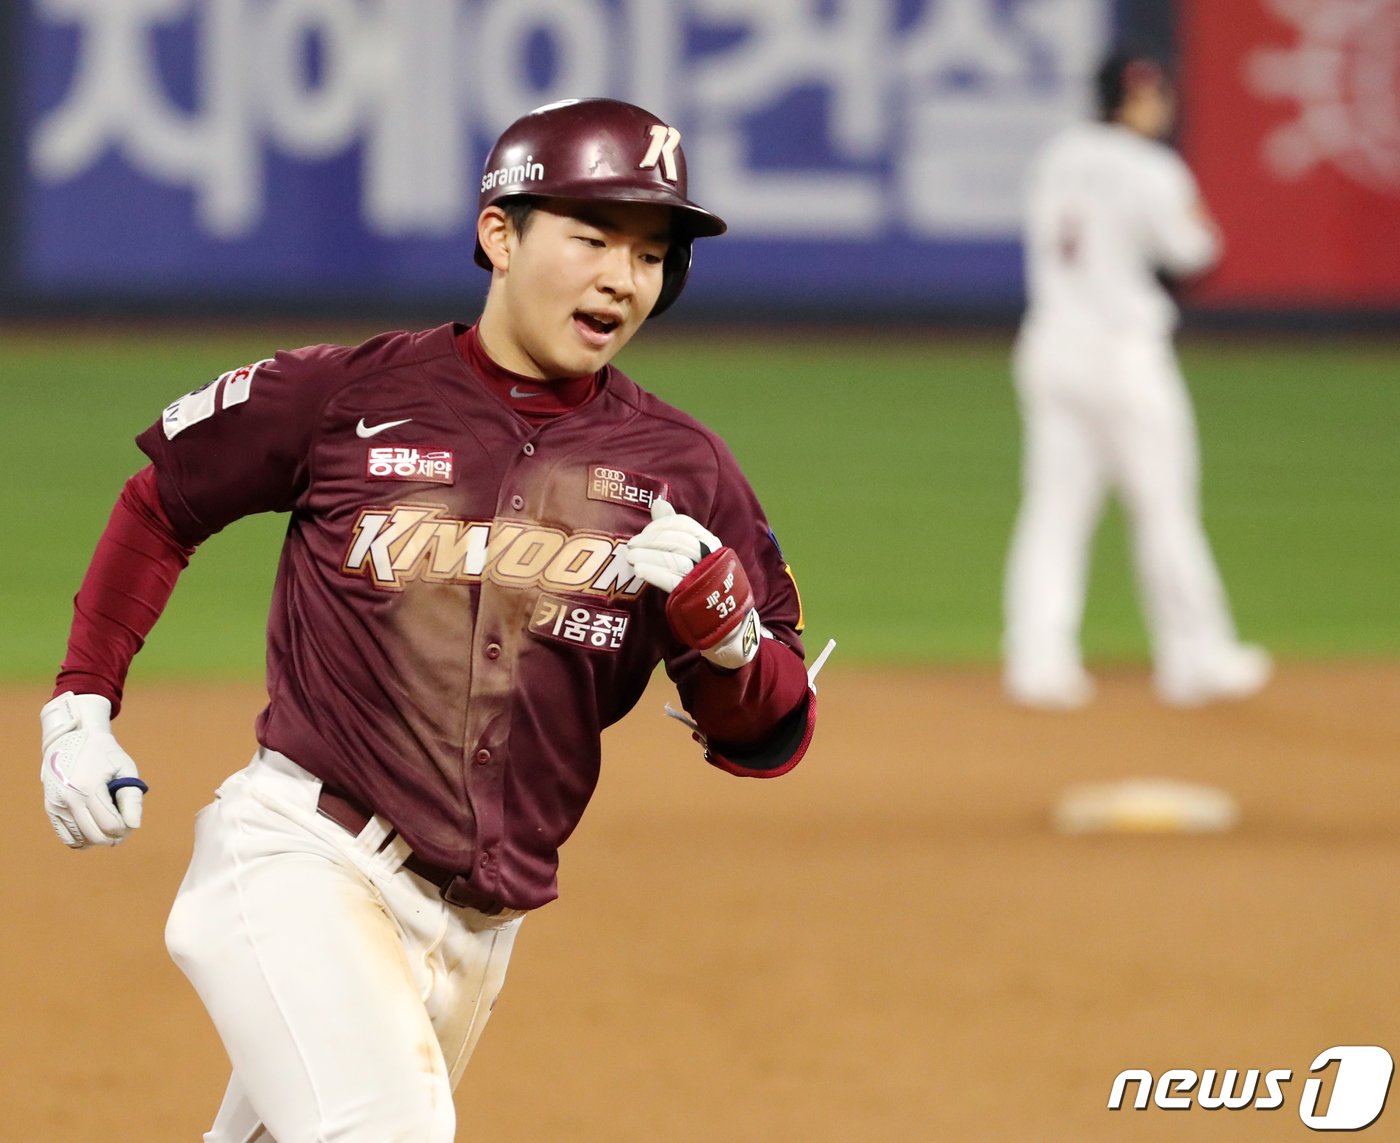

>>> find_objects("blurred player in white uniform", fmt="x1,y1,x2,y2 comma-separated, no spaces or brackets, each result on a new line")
1003,51,1271,708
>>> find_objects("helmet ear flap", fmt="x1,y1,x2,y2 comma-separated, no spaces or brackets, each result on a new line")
651,239,693,318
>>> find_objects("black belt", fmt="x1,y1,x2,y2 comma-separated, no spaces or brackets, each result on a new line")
316,785,507,915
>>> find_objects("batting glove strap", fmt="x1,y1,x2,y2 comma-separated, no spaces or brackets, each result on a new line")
39,691,144,848
664,547,761,669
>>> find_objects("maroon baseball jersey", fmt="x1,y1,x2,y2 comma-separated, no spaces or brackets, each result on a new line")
135,323,805,910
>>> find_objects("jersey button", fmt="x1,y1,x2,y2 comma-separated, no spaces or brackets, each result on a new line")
522,442,535,456
475,748,491,765
510,494,524,511
485,643,501,660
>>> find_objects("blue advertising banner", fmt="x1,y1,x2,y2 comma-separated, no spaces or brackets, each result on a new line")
15,0,1112,314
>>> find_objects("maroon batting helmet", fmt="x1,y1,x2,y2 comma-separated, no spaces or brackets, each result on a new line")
473,98,726,316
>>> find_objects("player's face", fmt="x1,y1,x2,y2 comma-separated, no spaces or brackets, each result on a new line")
486,199,672,380
1123,77,1176,139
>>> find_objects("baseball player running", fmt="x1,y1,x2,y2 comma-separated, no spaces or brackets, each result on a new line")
1002,51,1271,709
39,98,819,1142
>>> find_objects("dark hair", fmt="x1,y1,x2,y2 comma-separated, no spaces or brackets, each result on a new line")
501,196,540,243
1095,50,1168,121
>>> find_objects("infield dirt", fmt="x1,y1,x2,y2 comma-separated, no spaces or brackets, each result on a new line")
5,663,1399,1141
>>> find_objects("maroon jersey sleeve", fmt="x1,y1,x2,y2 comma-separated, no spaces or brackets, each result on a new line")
682,643,815,778
133,346,349,542
54,344,349,712
664,435,813,776
700,436,805,651
54,465,196,714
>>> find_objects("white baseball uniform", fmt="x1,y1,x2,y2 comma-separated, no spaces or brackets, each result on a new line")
1003,120,1269,706
165,749,523,1143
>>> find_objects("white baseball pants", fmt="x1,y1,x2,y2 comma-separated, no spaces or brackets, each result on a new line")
165,749,522,1143
1003,325,1244,693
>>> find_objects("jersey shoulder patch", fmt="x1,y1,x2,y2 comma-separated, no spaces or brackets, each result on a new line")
162,359,273,440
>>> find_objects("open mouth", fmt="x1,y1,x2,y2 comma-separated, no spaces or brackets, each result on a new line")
574,311,620,340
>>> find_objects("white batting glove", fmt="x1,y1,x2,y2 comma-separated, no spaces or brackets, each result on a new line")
626,499,762,670
39,692,146,848
624,498,722,592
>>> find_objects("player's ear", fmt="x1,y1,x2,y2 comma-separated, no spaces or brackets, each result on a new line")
477,206,513,272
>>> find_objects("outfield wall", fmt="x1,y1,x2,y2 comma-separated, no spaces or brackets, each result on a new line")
0,1,1395,324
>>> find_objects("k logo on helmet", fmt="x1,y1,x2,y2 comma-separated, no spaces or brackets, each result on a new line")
640,125,682,182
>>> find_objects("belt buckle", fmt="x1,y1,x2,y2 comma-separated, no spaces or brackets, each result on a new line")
441,874,503,916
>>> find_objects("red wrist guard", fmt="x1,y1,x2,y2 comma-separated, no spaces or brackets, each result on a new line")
665,547,754,651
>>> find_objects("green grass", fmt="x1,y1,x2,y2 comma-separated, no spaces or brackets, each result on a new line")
2,325,1396,682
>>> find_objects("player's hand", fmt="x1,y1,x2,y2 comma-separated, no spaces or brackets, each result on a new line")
626,499,761,670
625,497,722,591
39,692,146,848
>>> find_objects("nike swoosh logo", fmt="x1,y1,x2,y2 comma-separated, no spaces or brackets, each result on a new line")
509,385,544,399
48,751,74,788
356,417,413,438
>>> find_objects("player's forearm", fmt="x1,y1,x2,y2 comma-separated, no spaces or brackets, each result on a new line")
681,636,810,750
54,465,198,715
